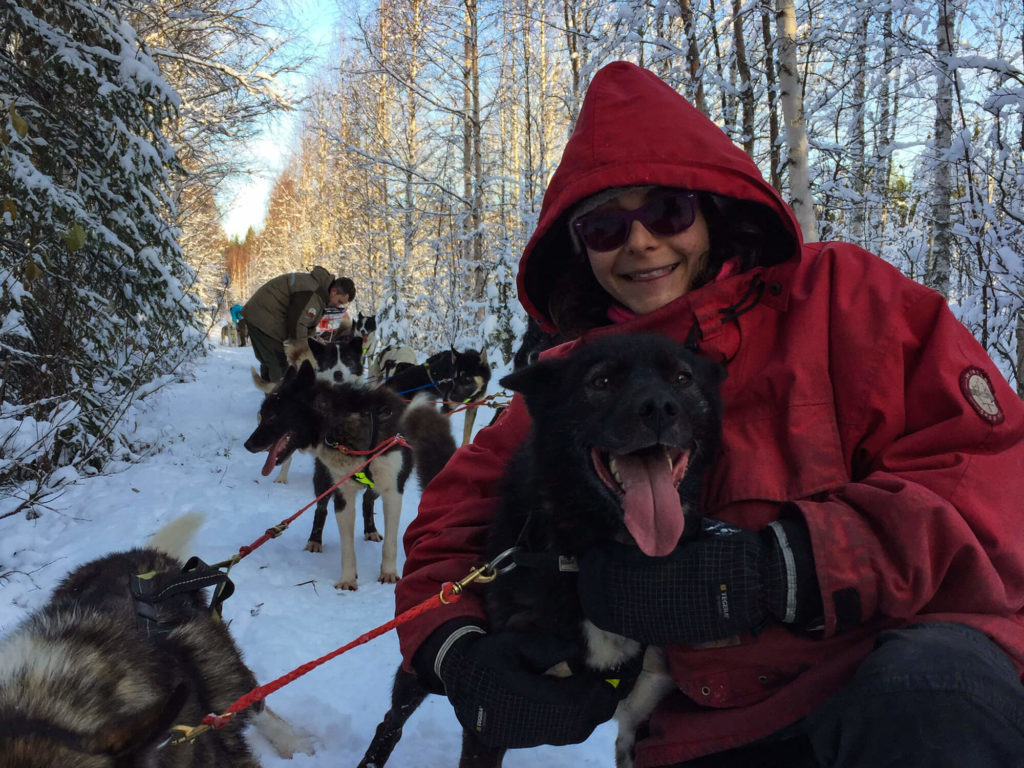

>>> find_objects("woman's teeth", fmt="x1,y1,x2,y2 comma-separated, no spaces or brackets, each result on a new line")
626,264,677,281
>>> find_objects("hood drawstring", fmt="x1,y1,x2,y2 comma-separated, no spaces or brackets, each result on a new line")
718,274,766,325
685,275,765,363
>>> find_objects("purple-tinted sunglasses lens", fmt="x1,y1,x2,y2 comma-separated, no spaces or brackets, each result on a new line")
573,191,698,251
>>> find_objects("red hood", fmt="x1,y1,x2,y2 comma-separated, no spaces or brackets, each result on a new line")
517,61,804,331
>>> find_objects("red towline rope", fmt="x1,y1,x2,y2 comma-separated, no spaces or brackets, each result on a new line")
166,553,514,746
215,435,410,568
200,582,463,730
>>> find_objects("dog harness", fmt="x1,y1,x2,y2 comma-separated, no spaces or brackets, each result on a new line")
131,556,236,632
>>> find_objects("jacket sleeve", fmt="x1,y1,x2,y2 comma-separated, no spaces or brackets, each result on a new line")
395,396,532,670
292,293,324,339
799,269,1024,638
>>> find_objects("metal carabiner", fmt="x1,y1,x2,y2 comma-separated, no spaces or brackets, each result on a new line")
440,547,520,603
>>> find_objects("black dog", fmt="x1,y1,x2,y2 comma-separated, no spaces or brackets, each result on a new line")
512,316,563,371
352,312,377,350
380,348,490,409
381,348,491,448
359,333,724,768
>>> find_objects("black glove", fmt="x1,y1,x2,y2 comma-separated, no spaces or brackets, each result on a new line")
577,518,822,645
435,629,622,749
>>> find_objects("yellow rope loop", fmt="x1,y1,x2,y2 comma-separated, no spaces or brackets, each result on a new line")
264,523,288,539
164,722,211,747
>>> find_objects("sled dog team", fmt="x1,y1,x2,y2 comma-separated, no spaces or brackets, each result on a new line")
6,58,1024,768
0,332,714,768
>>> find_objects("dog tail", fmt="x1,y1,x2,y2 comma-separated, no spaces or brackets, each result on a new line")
400,393,457,490
148,512,205,560
251,366,276,393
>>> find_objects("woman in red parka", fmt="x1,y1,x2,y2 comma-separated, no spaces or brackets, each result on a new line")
394,61,1024,767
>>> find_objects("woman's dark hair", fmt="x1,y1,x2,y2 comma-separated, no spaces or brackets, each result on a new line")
693,193,794,289
540,191,796,337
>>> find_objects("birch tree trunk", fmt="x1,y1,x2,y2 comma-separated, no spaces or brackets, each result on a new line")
680,0,708,115
875,3,895,247
925,0,955,298
732,0,756,157
849,13,868,245
463,0,486,319
776,0,818,240
760,0,781,189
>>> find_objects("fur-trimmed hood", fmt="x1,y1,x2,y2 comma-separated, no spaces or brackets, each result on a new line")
517,61,804,331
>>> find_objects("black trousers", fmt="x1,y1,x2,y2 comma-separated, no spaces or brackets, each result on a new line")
246,322,287,383
672,622,1024,768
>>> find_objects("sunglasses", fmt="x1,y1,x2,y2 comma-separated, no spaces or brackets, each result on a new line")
572,190,699,252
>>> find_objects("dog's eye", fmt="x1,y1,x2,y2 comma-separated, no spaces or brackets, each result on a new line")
590,375,610,390
674,370,693,386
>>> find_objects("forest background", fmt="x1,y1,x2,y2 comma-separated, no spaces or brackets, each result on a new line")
1,0,1023,515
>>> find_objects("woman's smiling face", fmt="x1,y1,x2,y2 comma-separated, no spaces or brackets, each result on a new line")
583,188,710,315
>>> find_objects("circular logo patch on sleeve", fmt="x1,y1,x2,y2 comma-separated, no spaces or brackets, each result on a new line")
959,367,1004,425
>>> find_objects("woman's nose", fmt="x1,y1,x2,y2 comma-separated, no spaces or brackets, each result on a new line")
625,218,659,249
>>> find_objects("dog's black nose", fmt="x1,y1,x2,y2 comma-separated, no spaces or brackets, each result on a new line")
638,394,680,433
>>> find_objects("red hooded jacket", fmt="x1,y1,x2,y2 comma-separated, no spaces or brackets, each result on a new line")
396,62,1024,766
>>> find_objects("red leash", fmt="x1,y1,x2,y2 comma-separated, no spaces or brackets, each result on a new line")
166,550,516,746
212,435,410,569
201,582,462,729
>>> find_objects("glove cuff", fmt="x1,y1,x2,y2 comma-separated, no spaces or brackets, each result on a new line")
435,624,487,688
412,618,486,693
763,518,822,627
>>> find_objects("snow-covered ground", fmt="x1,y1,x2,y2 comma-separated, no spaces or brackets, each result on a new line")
0,340,617,766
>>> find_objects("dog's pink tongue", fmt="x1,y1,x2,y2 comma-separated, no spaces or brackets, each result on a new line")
617,452,685,557
261,435,289,476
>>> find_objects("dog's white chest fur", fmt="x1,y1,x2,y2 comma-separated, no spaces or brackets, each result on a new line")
581,621,675,768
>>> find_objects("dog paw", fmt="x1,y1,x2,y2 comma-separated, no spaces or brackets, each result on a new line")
304,541,323,553
364,532,383,543
379,571,399,584
335,578,358,590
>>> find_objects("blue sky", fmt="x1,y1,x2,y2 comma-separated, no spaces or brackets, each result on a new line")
219,0,346,240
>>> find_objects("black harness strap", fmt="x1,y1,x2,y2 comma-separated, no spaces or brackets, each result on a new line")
131,556,235,631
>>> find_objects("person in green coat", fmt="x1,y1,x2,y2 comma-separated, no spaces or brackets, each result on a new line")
242,266,350,382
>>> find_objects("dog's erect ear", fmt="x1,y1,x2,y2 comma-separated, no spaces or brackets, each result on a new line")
293,359,316,388
307,337,325,355
685,348,728,386
499,357,565,402
347,334,364,355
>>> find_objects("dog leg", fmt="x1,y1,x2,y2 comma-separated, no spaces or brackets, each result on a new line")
462,405,477,446
458,729,505,768
379,487,401,583
613,647,674,768
357,665,429,768
362,488,382,542
305,460,332,553
334,483,359,589
251,706,316,759
371,456,403,583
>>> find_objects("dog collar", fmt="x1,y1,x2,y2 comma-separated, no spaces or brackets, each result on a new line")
511,551,579,572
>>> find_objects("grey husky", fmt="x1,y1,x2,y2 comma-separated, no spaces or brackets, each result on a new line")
0,514,312,766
